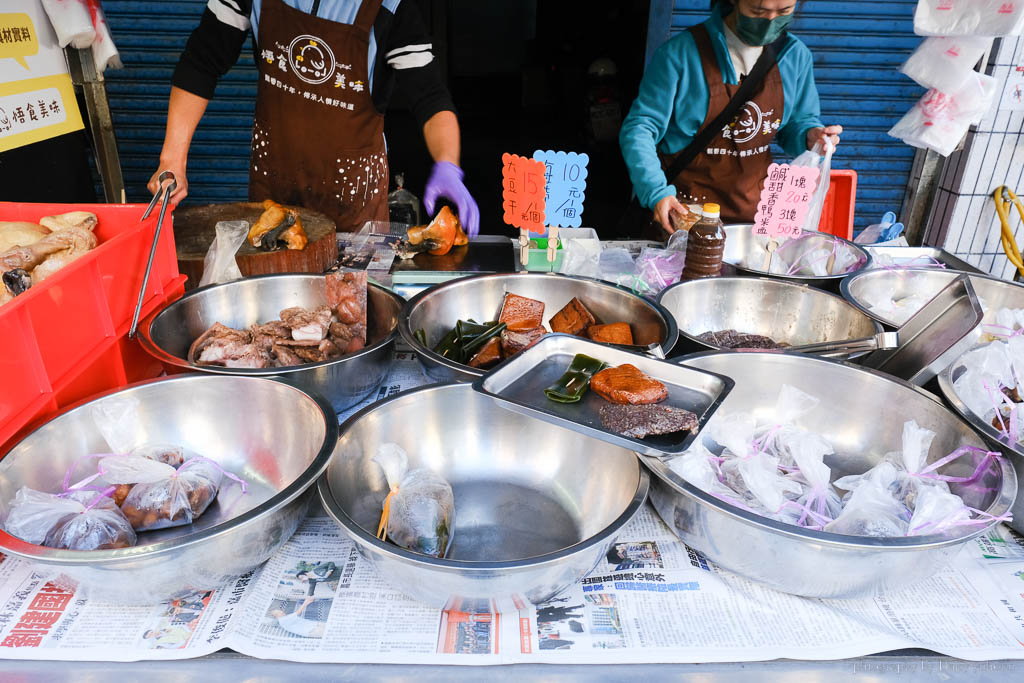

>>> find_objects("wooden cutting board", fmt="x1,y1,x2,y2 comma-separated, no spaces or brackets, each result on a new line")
174,202,338,289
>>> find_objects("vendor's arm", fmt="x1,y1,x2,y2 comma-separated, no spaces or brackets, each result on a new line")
148,2,251,205
774,41,828,156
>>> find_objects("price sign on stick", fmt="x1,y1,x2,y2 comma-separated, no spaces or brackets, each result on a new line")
502,153,547,234
753,163,820,240
532,150,589,230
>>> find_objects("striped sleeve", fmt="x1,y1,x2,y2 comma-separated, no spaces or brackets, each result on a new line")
206,0,251,31
381,0,454,124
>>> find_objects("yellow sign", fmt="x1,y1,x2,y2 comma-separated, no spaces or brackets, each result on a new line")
0,10,83,153
0,13,38,70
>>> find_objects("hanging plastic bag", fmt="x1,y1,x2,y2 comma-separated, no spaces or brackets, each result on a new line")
199,220,248,288
372,444,454,558
900,36,992,93
914,0,1024,38
115,456,236,531
4,487,136,550
789,140,833,233
888,73,998,156
824,478,911,537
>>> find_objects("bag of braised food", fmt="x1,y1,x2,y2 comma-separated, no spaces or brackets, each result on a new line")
372,443,454,558
4,487,136,550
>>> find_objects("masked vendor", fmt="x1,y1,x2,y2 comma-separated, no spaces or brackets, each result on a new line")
620,0,842,235
148,0,479,236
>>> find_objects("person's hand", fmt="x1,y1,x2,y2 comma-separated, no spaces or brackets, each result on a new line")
147,158,188,207
653,194,685,234
806,125,843,152
424,161,480,238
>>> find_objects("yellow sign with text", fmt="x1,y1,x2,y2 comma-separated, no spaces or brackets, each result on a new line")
0,74,84,153
0,13,38,70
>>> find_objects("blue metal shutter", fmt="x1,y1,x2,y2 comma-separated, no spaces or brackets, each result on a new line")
651,1,924,229
102,1,257,204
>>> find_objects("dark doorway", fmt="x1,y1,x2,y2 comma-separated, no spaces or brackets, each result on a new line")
385,0,651,237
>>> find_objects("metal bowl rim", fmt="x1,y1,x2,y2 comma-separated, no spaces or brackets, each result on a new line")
643,349,1017,549
839,267,1024,328
318,382,651,570
397,271,680,378
724,226,873,281
0,374,339,564
656,275,884,350
138,273,405,376
938,342,1024,460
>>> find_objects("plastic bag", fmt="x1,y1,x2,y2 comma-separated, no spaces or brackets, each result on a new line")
387,174,422,226
914,0,1024,37
823,478,910,537
667,440,739,501
198,220,248,288
854,211,906,245
4,487,136,550
908,486,975,535
557,237,602,278
719,454,803,516
115,457,227,531
887,420,951,508
635,248,686,295
900,36,992,92
786,434,842,528
888,73,998,156
789,140,833,233
598,248,649,296
372,444,454,558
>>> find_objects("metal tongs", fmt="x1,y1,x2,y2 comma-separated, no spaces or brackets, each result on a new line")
128,171,177,338
604,342,667,359
787,331,899,359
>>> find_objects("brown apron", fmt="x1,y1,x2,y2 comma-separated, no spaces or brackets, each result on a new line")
249,0,389,232
661,24,785,224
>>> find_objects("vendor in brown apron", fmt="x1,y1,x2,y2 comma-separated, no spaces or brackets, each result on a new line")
661,24,784,226
249,0,389,231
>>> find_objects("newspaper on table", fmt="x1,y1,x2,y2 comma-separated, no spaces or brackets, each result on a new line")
3,355,1024,663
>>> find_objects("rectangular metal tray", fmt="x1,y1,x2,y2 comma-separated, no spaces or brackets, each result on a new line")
473,334,734,456
864,246,981,274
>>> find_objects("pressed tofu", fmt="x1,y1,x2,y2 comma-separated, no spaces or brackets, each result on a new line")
500,326,547,356
468,337,502,369
498,293,545,332
549,297,596,336
588,322,634,345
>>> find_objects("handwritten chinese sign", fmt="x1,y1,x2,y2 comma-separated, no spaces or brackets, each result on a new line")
502,153,547,234
532,150,588,229
753,163,820,239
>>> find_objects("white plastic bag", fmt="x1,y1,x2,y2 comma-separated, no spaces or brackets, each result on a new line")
372,444,455,558
3,487,136,550
199,221,249,288
823,478,910,537
887,420,951,508
667,440,738,501
114,457,226,531
557,237,602,279
718,454,803,515
901,36,992,92
914,0,1024,37
888,72,998,156
787,433,843,528
789,140,833,233
40,0,96,49
908,486,975,535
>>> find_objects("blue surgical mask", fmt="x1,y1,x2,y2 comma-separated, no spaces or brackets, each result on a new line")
734,12,794,46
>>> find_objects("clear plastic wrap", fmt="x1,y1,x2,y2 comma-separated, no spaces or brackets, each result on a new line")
198,220,249,287
115,457,228,531
824,478,911,537
789,140,833,233
4,487,136,550
787,433,843,528
887,420,950,509
372,443,454,558
908,486,975,536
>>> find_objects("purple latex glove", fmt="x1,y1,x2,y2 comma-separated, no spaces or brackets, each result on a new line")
424,161,480,238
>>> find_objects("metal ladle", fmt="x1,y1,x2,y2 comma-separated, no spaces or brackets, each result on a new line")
128,171,177,338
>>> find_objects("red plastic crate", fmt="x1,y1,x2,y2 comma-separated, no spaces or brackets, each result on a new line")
0,201,185,450
817,169,858,241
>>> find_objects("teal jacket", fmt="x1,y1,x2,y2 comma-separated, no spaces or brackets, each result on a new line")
620,7,824,210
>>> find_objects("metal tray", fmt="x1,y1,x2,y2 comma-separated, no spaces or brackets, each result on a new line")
864,246,981,273
473,334,733,456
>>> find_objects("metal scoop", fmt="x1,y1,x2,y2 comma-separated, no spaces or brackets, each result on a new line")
128,171,177,338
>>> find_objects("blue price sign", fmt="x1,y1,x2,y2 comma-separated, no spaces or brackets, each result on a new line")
532,150,589,230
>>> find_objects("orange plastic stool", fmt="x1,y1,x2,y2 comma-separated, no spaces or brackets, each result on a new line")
817,169,857,241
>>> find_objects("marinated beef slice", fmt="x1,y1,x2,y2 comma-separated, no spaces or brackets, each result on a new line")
600,404,698,439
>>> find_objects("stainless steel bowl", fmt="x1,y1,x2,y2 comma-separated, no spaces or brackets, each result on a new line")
0,375,338,603
658,276,882,355
842,268,1024,380
139,273,404,414
938,345,1024,532
642,351,1016,598
318,383,649,606
399,272,679,382
722,225,872,291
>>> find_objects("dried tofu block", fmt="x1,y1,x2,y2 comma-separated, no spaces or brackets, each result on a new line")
549,297,596,336
588,322,634,345
498,293,545,332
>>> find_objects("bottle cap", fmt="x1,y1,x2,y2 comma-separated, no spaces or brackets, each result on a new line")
702,203,721,217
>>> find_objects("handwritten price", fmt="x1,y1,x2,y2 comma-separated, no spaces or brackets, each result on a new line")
752,163,820,240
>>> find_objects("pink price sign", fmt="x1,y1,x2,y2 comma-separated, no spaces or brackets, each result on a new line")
752,163,820,240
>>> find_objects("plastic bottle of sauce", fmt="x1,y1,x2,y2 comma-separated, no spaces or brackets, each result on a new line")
681,203,725,280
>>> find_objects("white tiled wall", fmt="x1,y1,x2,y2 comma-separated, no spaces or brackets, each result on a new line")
928,37,1024,281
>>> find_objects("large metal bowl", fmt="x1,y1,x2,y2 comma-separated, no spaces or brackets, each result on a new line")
399,272,679,382
842,268,1024,379
938,345,1024,531
658,276,882,355
139,273,404,414
0,375,338,603
318,383,649,606
642,351,1016,598
722,225,872,291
